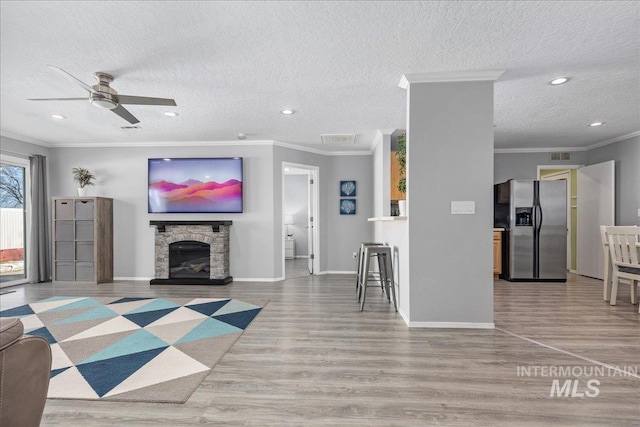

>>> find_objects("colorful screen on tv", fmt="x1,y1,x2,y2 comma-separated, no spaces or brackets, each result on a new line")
148,157,243,213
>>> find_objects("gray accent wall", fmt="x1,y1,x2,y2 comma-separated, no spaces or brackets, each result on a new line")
586,136,640,226
494,151,586,184
494,136,639,225
1,136,50,158
47,144,276,280
325,155,373,272
406,81,494,325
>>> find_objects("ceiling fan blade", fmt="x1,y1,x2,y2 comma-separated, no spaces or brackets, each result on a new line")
117,95,176,106
27,98,87,101
111,105,140,124
47,65,96,94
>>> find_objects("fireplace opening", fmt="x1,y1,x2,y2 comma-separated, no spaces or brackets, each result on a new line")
169,241,210,279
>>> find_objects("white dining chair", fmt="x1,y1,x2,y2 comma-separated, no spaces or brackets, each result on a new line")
606,226,640,313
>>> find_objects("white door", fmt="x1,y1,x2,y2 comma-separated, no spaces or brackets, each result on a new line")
576,161,615,279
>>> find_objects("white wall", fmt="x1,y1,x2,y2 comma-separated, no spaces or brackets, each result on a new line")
284,174,309,256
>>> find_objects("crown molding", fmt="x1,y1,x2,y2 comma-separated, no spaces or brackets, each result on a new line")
585,130,640,151
399,70,505,89
370,129,394,153
0,131,51,147
494,146,587,154
495,130,640,154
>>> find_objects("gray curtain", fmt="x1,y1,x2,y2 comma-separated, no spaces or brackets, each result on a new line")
29,154,51,282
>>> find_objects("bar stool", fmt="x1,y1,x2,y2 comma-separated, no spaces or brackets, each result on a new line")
355,242,383,293
360,245,397,312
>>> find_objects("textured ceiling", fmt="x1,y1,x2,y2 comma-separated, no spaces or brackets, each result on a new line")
1,1,638,152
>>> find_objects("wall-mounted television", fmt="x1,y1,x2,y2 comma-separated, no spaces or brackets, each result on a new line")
148,157,243,213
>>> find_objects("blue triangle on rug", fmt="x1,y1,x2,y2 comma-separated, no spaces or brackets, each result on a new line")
111,297,154,304
186,300,230,316
45,297,102,313
53,305,118,325
0,304,34,317
124,307,179,327
77,347,167,397
51,367,70,379
213,308,262,330
27,326,57,344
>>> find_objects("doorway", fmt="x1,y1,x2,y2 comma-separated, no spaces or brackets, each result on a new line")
538,162,615,278
282,162,319,278
0,154,30,287
539,169,574,272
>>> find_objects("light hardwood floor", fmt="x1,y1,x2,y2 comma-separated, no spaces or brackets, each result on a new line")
1,260,639,426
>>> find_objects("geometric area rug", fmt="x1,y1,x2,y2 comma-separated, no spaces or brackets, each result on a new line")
0,296,266,403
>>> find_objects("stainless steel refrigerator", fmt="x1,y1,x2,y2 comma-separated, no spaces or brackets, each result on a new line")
494,179,567,281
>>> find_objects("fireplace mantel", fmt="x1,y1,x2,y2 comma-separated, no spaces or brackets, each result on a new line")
150,220,232,232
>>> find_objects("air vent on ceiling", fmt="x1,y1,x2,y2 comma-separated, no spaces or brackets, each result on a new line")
551,152,570,161
121,125,141,130
320,134,356,145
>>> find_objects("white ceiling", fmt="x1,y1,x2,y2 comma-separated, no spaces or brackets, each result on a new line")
1,1,638,153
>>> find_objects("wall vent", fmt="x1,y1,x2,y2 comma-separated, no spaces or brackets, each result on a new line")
121,125,141,130
550,152,570,161
320,134,356,145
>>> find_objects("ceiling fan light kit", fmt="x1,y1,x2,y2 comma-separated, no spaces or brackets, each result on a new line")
27,65,177,125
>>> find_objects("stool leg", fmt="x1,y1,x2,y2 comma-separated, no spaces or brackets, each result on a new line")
376,253,386,292
355,247,362,292
386,254,397,312
360,249,371,311
379,253,390,300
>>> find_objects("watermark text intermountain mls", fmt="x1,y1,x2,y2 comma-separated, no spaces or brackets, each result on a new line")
516,365,638,398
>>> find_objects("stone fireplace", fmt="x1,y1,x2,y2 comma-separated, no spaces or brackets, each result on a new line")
150,221,232,285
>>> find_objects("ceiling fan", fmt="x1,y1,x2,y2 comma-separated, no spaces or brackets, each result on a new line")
27,65,177,124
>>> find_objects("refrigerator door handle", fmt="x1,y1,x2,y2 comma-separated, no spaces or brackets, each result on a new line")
535,204,543,230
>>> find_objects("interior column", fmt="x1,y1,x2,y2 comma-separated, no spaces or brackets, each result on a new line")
402,71,503,328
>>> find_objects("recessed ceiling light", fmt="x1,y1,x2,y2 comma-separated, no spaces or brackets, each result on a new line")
237,132,247,140
589,121,605,127
51,114,66,119
549,77,570,85
280,109,295,115
164,111,178,117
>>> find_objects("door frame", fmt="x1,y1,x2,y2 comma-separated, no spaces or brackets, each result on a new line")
282,162,320,277
0,153,31,288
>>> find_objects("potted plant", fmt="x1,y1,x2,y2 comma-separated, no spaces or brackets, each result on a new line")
72,167,95,197
396,133,407,216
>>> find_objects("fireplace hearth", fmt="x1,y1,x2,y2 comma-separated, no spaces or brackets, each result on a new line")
150,221,232,285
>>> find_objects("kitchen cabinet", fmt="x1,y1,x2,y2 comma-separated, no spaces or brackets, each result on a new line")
390,151,404,201
493,230,502,277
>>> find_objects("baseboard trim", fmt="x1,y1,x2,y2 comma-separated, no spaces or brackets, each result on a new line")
407,321,495,329
114,277,152,281
316,270,356,275
233,277,285,282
